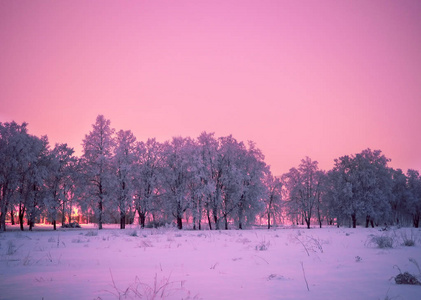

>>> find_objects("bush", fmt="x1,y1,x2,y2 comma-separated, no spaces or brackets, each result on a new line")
62,222,81,228
85,230,98,236
400,230,418,247
368,235,394,248
7,240,17,255
255,240,270,251
145,220,168,228
128,230,138,237
395,272,421,285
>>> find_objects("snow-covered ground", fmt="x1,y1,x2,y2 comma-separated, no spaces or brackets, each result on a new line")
1,225,421,300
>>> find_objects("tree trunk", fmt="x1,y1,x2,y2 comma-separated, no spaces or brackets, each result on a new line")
19,203,25,231
305,218,311,229
0,211,5,232
0,205,7,231
98,198,103,230
137,207,146,228
140,214,146,228
317,206,322,228
207,209,212,230
365,215,370,228
1,185,8,231
267,212,271,229
69,197,73,224
120,213,126,229
413,213,420,228
62,201,66,225
10,209,15,225
177,216,183,230
213,207,219,230
351,213,357,228
19,214,24,231
224,215,228,230
53,220,57,230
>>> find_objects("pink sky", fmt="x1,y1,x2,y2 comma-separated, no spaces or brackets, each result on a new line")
1,0,420,176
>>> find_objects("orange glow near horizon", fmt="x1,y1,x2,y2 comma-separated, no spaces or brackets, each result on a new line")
1,1,420,176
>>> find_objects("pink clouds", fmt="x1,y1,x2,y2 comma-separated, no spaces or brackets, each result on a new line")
1,0,420,175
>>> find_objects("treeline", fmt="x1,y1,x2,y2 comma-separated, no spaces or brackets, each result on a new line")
1,116,420,231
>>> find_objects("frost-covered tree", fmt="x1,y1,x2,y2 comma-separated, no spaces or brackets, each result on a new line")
45,143,77,230
283,157,323,229
390,168,409,225
218,135,245,229
161,137,197,229
329,149,392,228
25,136,50,231
132,138,163,228
197,132,220,230
314,170,328,228
11,134,51,231
406,169,421,228
0,122,52,231
186,139,206,230
113,130,136,229
0,122,30,231
80,115,115,229
234,141,267,229
263,172,282,229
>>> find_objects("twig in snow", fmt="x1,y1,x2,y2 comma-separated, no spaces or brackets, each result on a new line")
210,262,218,269
300,261,310,291
295,237,310,257
253,255,269,265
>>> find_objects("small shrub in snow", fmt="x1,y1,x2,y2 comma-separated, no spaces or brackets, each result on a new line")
393,258,421,285
137,240,153,248
403,239,415,247
62,222,81,228
128,230,138,237
394,272,421,285
237,237,251,244
48,237,56,243
7,240,17,255
22,252,31,266
255,240,270,251
72,238,89,243
367,234,394,249
106,271,192,299
85,230,98,237
399,230,418,247
355,256,362,262
145,220,168,228
293,235,326,256
267,274,286,281
307,236,324,253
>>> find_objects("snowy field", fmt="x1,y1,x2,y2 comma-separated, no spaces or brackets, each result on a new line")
1,225,421,300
